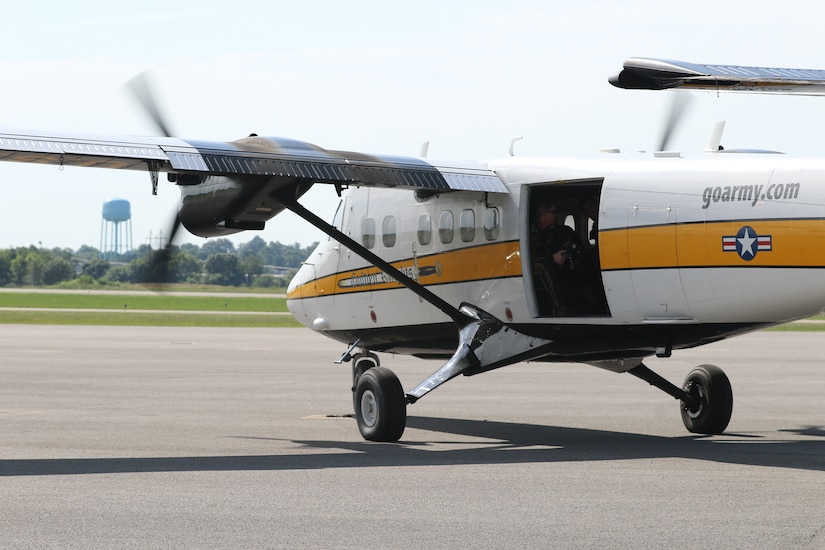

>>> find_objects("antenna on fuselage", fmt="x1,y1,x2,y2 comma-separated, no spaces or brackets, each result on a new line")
419,141,430,157
508,136,523,157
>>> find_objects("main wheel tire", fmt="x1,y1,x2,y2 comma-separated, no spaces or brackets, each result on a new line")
680,364,733,434
354,367,406,442
352,358,377,410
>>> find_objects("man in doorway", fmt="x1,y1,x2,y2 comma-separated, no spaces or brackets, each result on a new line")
531,201,580,316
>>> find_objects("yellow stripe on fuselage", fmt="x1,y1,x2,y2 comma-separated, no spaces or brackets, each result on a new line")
287,241,522,300
600,219,825,270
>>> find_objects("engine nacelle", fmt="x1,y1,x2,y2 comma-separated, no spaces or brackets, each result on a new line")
176,174,312,238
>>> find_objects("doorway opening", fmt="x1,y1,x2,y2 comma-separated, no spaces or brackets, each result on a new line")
523,180,610,318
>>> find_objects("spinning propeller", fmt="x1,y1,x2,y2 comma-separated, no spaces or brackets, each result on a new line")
657,91,694,152
124,72,182,283
657,91,729,153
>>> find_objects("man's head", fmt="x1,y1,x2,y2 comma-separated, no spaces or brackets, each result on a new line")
534,202,558,230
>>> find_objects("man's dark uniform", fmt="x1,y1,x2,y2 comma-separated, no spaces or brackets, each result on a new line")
531,220,578,316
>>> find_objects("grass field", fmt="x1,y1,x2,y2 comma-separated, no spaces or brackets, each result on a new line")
0,290,302,328
0,310,301,327
0,289,820,330
0,292,288,312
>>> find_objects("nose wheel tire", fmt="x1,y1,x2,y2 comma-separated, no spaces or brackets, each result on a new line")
354,367,406,442
680,364,733,434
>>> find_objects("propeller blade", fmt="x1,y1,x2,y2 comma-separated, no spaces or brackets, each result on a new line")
124,71,186,285
124,72,175,138
147,213,182,284
657,91,693,152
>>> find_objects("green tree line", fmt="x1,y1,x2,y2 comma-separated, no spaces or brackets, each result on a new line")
0,236,318,288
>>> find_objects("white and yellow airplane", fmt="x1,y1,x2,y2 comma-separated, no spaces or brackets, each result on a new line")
3,58,825,442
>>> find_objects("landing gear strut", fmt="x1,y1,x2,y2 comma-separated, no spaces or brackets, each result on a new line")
629,362,733,434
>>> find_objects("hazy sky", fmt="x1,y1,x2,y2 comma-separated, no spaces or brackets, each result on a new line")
1,0,824,250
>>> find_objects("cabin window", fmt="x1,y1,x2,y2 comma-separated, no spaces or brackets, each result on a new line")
439,210,454,244
417,213,432,246
586,217,596,245
460,209,475,242
382,215,397,248
483,207,500,241
362,218,376,249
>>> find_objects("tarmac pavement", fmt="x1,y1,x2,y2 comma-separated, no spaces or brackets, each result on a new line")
0,326,823,549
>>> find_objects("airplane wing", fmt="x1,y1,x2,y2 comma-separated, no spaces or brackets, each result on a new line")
609,57,825,95
0,129,507,194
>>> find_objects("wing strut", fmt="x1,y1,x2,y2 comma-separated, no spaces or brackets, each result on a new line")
279,189,556,403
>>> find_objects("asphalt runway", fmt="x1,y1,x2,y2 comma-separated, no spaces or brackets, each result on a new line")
1,325,823,549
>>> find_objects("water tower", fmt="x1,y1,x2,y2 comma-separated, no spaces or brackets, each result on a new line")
100,198,133,259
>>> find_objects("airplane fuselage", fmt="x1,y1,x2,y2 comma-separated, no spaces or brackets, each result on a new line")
287,151,825,365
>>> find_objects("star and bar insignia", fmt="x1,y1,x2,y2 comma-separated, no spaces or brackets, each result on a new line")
722,226,772,261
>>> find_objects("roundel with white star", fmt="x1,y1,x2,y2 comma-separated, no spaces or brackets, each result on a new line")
722,225,772,261
735,226,758,260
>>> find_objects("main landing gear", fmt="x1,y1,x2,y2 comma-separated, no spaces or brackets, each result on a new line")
628,362,733,434
680,364,734,434
346,351,733,442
